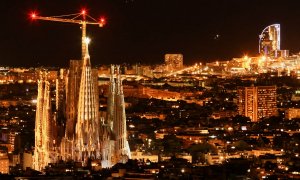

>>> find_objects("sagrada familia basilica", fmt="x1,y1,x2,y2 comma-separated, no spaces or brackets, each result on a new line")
33,39,131,171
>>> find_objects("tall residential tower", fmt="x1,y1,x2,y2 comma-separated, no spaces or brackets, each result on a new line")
237,86,277,122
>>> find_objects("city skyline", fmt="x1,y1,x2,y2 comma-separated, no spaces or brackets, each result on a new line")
1,0,300,178
1,0,300,67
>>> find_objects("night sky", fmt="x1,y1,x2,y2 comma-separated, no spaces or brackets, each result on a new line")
1,0,300,67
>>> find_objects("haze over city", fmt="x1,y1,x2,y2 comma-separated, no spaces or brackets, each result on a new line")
1,0,300,66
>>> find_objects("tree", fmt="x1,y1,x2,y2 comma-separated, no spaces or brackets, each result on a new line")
264,161,277,171
232,140,250,151
188,143,217,163
232,115,251,124
188,143,216,153
162,135,183,155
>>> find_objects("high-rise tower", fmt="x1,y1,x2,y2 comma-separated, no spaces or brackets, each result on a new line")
259,24,280,56
237,86,277,122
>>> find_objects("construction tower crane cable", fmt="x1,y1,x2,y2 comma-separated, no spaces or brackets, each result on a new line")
30,10,106,60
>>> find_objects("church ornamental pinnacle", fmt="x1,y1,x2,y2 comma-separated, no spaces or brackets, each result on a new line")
33,38,131,171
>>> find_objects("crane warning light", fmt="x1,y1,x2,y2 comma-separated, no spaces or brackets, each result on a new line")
99,17,106,27
31,13,37,19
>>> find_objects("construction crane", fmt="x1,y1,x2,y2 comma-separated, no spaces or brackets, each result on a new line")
31,9,106,60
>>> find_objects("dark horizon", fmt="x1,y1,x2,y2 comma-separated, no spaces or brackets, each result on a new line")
1,0,300,67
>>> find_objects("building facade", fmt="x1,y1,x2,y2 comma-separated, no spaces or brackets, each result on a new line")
285,108,300,120
0,151,9,174
237,86,277,122
259,24,280,56
165,54,183,72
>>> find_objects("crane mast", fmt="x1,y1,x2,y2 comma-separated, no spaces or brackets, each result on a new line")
31,11,106,60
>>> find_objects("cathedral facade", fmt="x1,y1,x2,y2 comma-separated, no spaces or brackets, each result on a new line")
33,40,130,171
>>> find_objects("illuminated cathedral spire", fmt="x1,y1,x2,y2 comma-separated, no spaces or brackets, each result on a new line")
111,65,131,163
33,72,57,171
107,65,115,128
74,38,101,163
